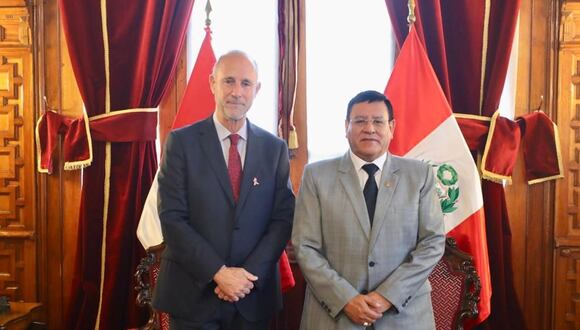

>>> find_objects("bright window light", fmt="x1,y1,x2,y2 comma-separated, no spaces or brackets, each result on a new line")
186,1,278,134
306,0,395,163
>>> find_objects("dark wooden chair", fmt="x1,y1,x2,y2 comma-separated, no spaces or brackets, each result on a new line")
134,244,168,330
429,237,481,330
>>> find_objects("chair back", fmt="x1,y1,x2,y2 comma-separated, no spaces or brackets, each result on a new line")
429,237,481,330
135,244,169,330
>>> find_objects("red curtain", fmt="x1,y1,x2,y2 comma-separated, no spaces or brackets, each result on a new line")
385,1,525,329
59,0,194,328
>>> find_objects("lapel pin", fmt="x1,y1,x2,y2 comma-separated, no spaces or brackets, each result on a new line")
384,181,391,188
253,177,260,186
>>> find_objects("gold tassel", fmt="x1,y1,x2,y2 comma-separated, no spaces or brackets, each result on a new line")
288,128,299,149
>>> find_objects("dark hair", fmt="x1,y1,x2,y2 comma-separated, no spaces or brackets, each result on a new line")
346,90,394,122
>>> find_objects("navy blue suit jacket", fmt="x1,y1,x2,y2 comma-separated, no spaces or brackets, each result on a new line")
152,117,295,322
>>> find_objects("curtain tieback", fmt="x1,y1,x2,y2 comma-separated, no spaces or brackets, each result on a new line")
455,111,563,185
36,108,157,174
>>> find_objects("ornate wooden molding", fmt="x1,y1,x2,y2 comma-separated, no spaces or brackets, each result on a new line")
0,7,29,47
554,247,580,329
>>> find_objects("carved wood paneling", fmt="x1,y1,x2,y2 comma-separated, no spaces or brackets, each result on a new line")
0,4,35,303
40,0,85,327
554,3,580,329
557,24,580,242
554,247,580,330
0,8,30,47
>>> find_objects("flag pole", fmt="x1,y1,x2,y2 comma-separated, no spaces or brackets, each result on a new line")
407,0,416,29
205,0,212,27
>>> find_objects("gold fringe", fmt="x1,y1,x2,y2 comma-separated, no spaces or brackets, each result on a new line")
95,0,110,327
89,108,157,121
479,111,512,183
528,174,563,185
553,121,564,179
479,0,491,114
453,113,492,121
35,113,49,173
82,109,93,169
482,172,512,185
63,159,92,171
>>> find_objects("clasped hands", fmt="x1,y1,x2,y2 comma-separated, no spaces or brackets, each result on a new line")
344,291,392,327
213,265,258,302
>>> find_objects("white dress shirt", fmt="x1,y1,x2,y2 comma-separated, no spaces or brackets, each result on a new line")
213,112,247,169
349,150,387,189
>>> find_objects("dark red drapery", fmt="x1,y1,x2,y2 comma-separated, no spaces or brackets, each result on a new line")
58,0,194,328
385,1,526,329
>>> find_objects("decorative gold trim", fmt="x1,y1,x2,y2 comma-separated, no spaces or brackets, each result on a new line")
453,113,492,121
95,0,110,327
528,174,563,185
288,128,298,149
35,113,49,173
527,121,564,184
88,108,157,121
64,110,93,170
407,0,416,26
482,172,512,185
479,0,491,114
480,111,512,184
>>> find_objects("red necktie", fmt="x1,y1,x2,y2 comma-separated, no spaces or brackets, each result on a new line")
228,134,242,202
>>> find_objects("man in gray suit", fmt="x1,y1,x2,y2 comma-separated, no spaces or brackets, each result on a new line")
292,90,445,329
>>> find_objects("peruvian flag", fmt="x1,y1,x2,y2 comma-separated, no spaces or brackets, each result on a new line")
385,26,491,323
136,27,295,292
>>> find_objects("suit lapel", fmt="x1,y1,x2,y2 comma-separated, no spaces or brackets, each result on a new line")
235,121,260,217
338,153,371,239
198,118,235,207
369,153,399,250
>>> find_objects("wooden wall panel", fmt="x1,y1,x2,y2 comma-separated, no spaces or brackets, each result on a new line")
554,247,580,329
554,1,580,329
38,0,84,328
504,0,558,329
0,4,37,304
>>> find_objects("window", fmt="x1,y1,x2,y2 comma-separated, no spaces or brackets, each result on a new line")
186,0,278,133
498,16,519,119
306,0,395,162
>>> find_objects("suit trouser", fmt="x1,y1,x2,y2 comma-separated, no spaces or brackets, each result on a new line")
169,301,269,330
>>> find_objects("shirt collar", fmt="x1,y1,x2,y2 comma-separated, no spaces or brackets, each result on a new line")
349,150,387,172
213,112,248,142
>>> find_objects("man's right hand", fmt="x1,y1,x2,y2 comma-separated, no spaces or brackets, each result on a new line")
343,294,383,327
213,265,258,302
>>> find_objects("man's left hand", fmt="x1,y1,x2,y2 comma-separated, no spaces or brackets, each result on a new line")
215,286,234,302
367,291,392,313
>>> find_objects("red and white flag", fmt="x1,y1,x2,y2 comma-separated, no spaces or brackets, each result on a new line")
386,26,491,324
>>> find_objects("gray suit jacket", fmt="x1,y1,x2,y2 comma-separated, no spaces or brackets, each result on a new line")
292,152,445,330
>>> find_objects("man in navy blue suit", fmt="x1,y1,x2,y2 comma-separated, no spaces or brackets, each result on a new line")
153,50,295,330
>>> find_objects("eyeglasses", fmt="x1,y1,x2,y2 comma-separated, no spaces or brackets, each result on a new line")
350,118,389,128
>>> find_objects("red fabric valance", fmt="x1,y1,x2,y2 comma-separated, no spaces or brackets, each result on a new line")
36,110,157,173
456,112,563,185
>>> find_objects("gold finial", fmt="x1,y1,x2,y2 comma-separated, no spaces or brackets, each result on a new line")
407,0,416,28
205,0,212,27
